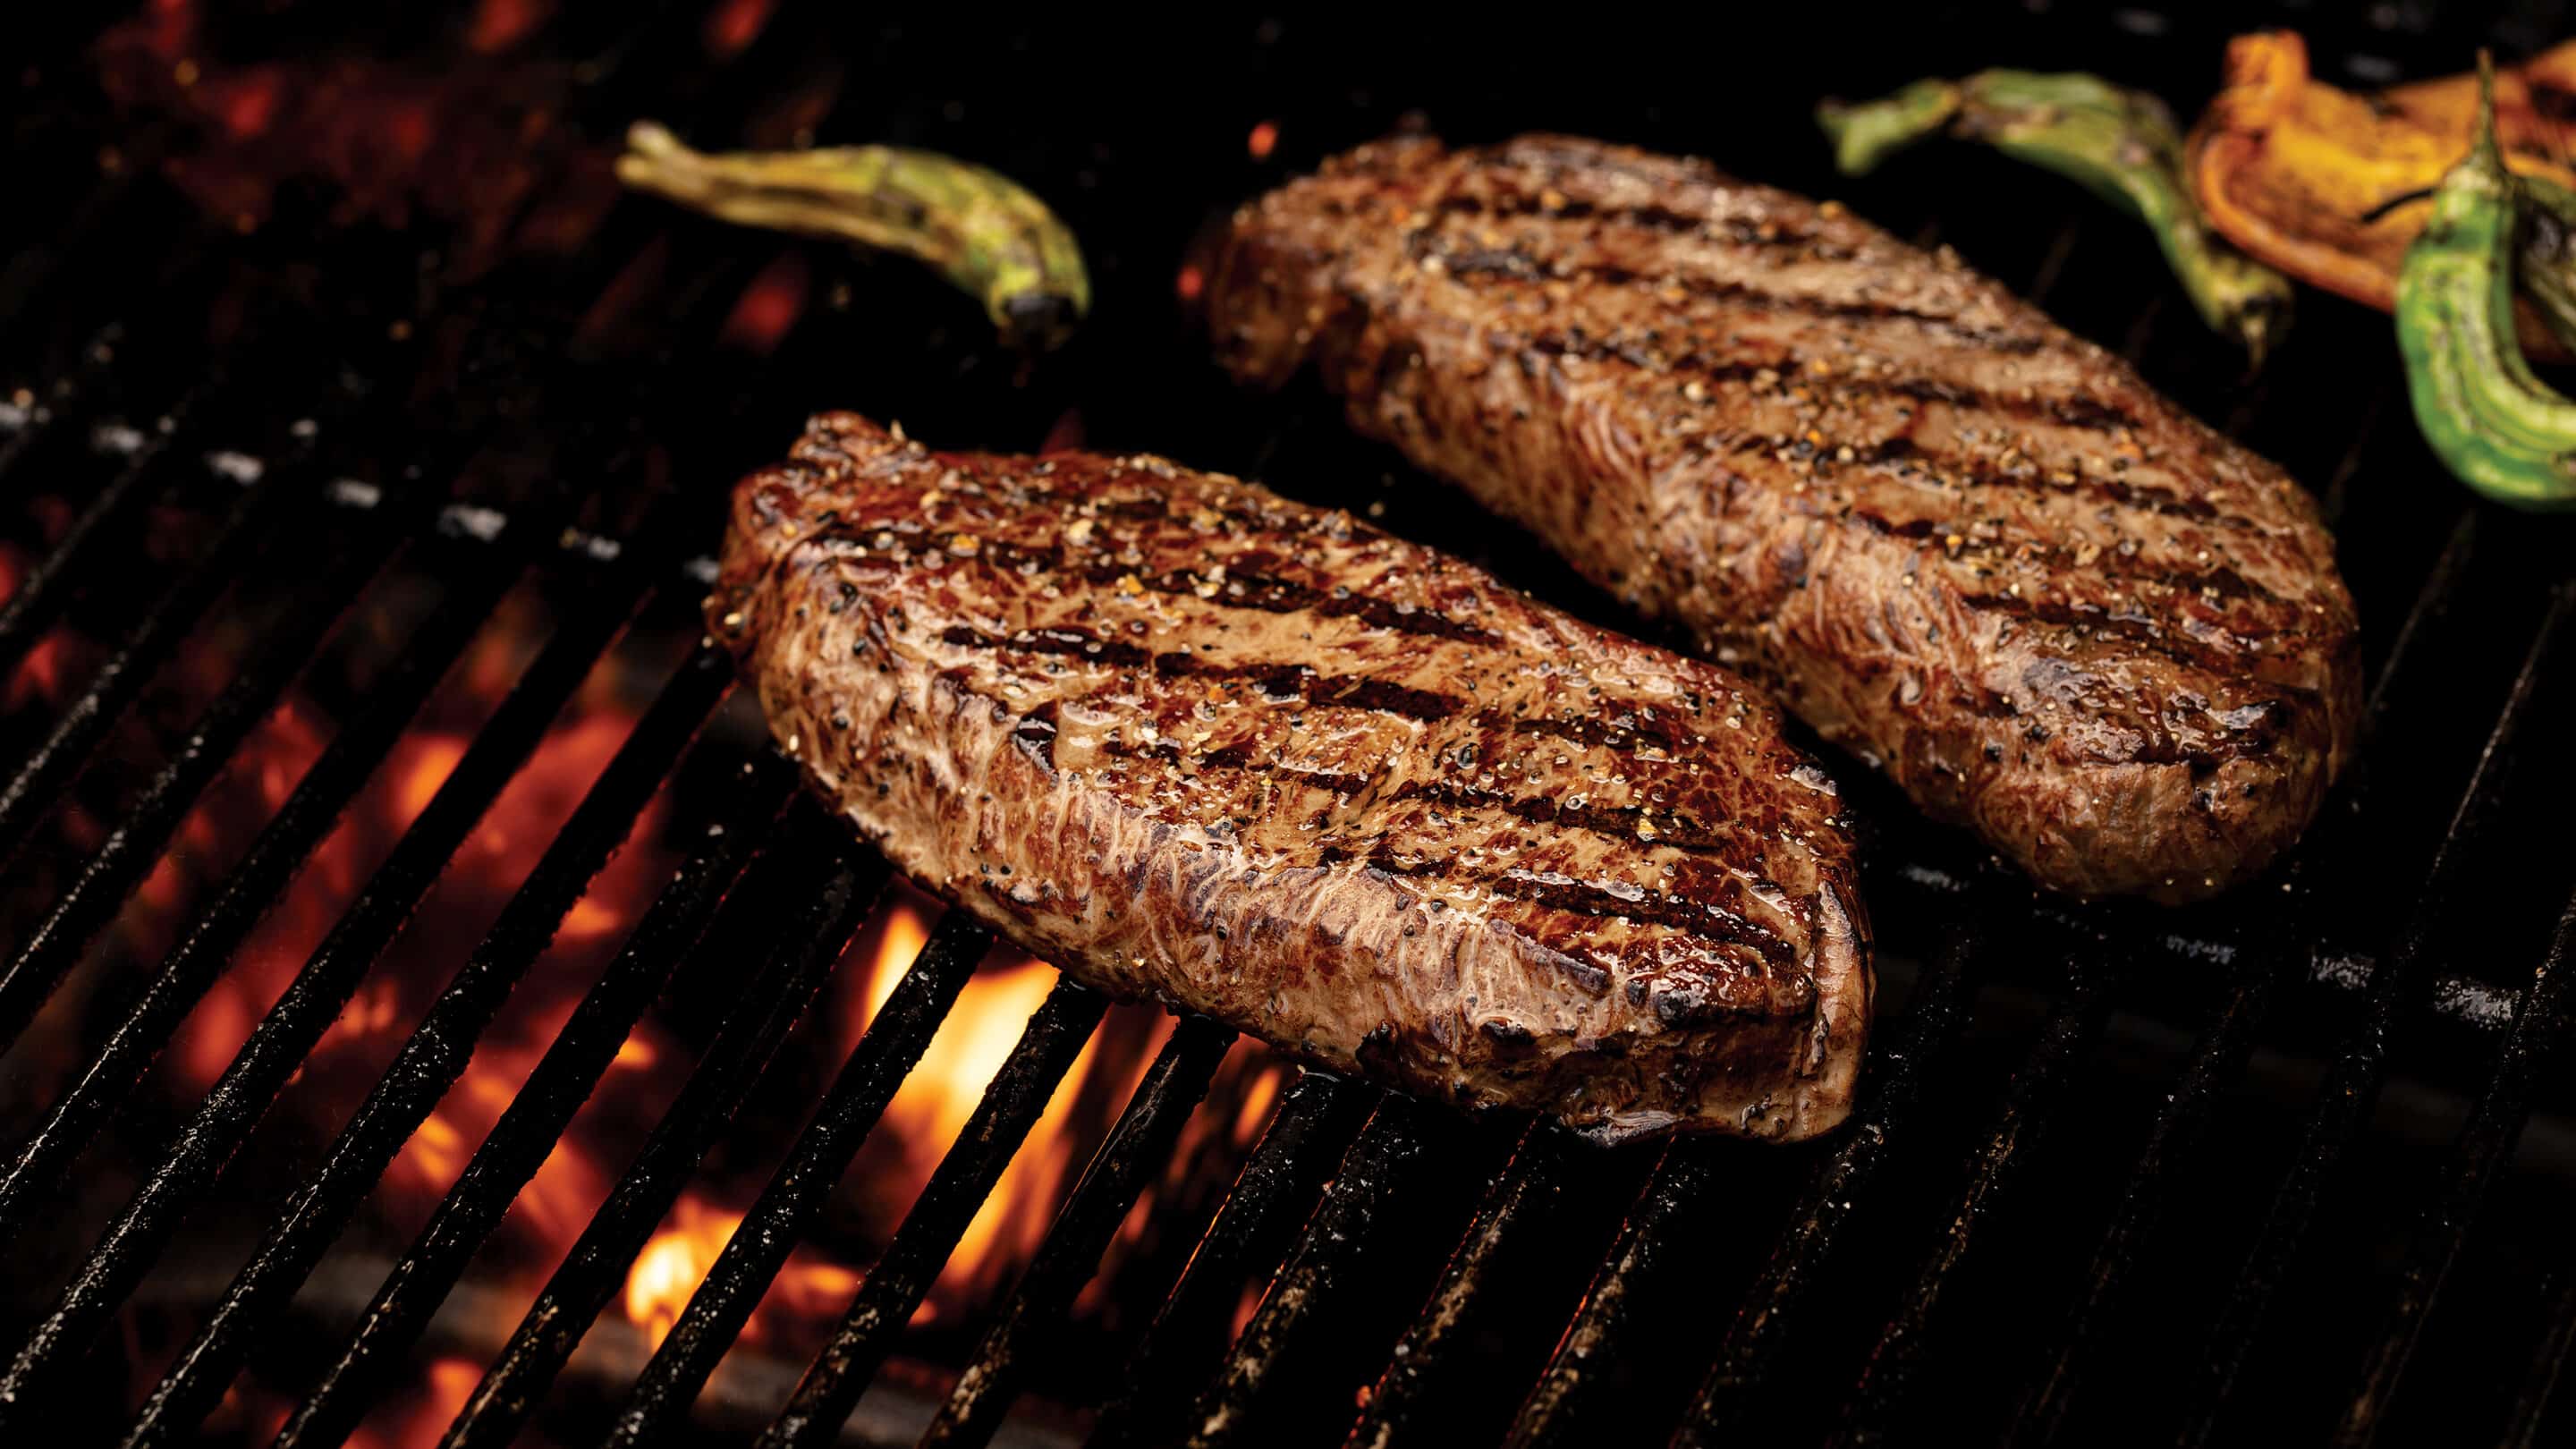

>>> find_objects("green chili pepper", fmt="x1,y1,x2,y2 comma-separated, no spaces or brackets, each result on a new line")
2512,172,2576,352
1818,70,2296,362
616,122,1090,349
2395,55,2576,512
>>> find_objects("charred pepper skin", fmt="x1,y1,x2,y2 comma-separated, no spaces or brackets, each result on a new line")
2512,173,2576,353
616,122,1090,349
1819,70,2294,361
2397,58,2576,513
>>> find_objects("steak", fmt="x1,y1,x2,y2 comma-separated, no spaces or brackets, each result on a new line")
709,412,1869,1142
1208,134,2363,902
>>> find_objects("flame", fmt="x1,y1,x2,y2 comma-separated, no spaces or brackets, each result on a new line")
1248,121,1279,161
42,413,1313,1425
624,1194,860,1351
627,1197,740,1348
0,547,75,712
362,1357,480,1449
1233,1063,1283,1145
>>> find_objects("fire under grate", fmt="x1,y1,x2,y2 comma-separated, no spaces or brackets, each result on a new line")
3,4,2574,1447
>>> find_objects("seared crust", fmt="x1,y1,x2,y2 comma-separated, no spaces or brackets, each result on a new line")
1209,134,2362,902
711,412,1869,1142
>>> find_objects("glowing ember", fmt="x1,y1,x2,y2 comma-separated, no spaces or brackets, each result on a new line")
1040,410,1087,455
95,5,621,275
719,250,814,355
704,0,780,59
465,0,553,55
1176,264,1206,303
1248,120,1280,160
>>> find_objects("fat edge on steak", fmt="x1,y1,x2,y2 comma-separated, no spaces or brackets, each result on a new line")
1209,134,2365,902
709,412,1870,1142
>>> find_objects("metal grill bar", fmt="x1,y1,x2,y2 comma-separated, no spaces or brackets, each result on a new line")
1831,954,2120,1442
1087,1072,1365,1449
2178,586,2576,1442
921,1015,1235,1449
2510,1275,2576,1449
0,386,201,670
114,641,737,1447
0,319,125,482
1449,212,2108,1449
1675,926,1976,1443
0,512,577,1229
0,423,316,868
437,818,893,1449
2,251,234,448
0,466,416,1047
1343,1120,1572,1449
599,912,996,1448
758,979,1112,1449
269,753,797,1449
1185,1094,1437,1449
2331,886,2576,1446
0,561,646,1426
2004,505,2487,1445
1503,1140,1716,1449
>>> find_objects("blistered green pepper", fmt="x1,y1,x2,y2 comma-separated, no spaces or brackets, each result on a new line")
1819,70,2296,361
2395,55,2576,511
617,122,1090,349
2511,172,2576,352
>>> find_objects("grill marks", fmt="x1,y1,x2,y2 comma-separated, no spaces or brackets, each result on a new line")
1398,779,1737,854
819,515,1495,648
1337,851,1792,969
1422,230,2053,353
941,624,1151,668
1121,564,1496,643
1503,705,1702,755
1510,326,2274,542
938,626,1792,948
1955,589,2311,690
1150,650,1465,722
1519,333,2146,438
726,413,1868,1139
1690,429,2237,530
1430,186,1847,256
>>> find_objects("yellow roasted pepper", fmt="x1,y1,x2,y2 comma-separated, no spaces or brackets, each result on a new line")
2189,30,2576,353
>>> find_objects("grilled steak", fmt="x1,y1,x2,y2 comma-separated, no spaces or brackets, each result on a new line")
709,412,1869,1142
1209,134,2363,902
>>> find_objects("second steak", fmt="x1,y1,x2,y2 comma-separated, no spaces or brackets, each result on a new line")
1211,134,2363,902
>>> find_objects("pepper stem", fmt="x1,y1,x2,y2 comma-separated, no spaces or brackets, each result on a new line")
2471,51,2505,177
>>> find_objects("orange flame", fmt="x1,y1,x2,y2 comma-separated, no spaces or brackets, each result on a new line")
69,513,1308,1423
625,1194,860,1350
1248,121,1279,161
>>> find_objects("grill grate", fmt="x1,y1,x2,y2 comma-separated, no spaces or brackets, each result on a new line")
3,4,2573,1448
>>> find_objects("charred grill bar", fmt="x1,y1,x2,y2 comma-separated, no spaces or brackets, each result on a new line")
3,4,2573,1448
